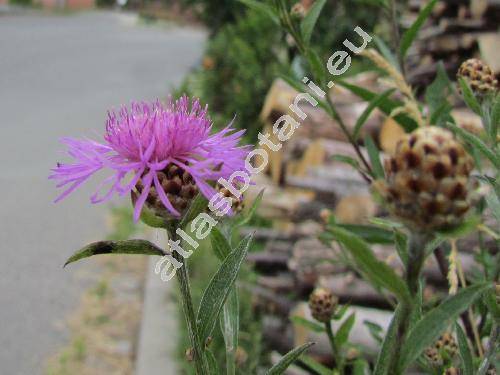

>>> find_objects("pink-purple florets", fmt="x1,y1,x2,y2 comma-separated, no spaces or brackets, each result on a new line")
50,96,250,221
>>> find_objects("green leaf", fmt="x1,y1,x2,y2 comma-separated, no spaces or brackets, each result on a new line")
337,80,418,132
490,94,500,139
197,234,253,343
211,226,232,261
306,49,326,85
394,230,409,265
300,0,326,45
364,320,384,343
398,283,492,371
329,226,410,303
455,323,474,375
64,239,163,267
436,215,481,239
335,313,356,348
333,304,350,320
279,72,306,93
352,358,370,375
220,287,239,375
206,350,220,375
238,0,280,25
364,135,385,179
373,305,404,375
354,89,396,139
425,62,454,126
290,316,325,333
179,193,208,228
335,224,394,244
458,77,482,115
266,342,314,375
449,122,499,168
233,189,264,229
299,355,331,375
400,0,438,58
369,217,404,230
331,154,361,170
485,192,500,225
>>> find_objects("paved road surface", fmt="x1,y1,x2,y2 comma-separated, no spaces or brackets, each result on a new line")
0,11,205,374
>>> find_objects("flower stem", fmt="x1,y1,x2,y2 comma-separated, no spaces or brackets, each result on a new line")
170,230,208,375
389,232,428,374
325,322,343,374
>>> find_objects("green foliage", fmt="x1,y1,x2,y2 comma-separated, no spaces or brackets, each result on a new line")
196,234,253,343
328,225,411,303
266,342,314,375
398,283,492,372
63,239,164,267
400,0,438,58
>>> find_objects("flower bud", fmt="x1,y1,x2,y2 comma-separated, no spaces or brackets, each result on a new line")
309,288,337,323
457,58,498,96
375,126,474,231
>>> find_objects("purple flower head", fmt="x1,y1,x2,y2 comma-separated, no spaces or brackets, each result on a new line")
50,96,251,222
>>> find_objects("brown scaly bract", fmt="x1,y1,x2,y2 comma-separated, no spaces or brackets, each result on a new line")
309,288,337,323
375,127,474,231
457,58,498,96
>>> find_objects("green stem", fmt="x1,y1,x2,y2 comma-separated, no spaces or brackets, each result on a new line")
388,233,428,374
170,230,208,375
325,322,343,374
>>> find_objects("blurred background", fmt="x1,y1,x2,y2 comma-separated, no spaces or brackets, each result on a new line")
0,0,498,374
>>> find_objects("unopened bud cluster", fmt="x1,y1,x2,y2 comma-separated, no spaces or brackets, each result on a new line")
309,288,337,323
457,58,498,96
375,126,474,231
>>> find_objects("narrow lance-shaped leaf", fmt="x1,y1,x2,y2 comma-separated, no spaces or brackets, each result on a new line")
329,226,411,303
196,234,253,343
398,283,492,371
458,77,482,115
299,355,331,375
290,316,325,333
373,305,404,375
233,189,264,229
211,226,232,260
300,0,326,45
238,0,280,25
266,342,314,375
338,80,418,131
354,89,395,139
455,323,474,375
220,287,239,375
448,122,500,169
64,239,164,267
335,313,356,348
400,0,438,58
364,135,385,179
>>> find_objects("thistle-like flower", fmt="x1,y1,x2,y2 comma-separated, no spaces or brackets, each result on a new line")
50,96,250,222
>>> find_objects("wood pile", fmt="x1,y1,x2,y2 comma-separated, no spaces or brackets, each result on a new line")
243,74,493,365
405,0,500,90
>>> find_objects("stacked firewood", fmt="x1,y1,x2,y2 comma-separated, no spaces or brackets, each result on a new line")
405,0,500,90
243,75,491,366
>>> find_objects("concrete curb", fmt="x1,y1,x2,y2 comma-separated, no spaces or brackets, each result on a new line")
135,230,179,375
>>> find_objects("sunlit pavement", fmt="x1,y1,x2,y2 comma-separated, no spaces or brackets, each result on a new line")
0,11,205,374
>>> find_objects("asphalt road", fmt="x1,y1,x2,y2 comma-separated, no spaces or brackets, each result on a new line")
0,11,205,374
